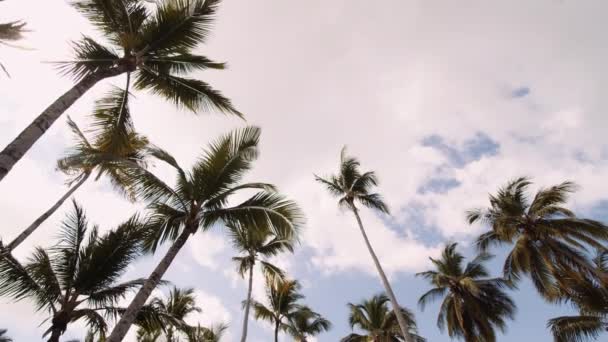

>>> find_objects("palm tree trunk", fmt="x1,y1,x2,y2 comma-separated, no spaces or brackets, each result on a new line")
106,225,193,342
7,172,89,251
240,264,255,342
47,329,61,342
0,66,129,183
350,207,414,342
274,321,280,342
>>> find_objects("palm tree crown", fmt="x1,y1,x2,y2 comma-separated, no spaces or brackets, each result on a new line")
0,329,12,342
417,243,515,342
0,201,147,341
252,278,304,342
467,177,608,299
341,293,424,342
284,306,332,342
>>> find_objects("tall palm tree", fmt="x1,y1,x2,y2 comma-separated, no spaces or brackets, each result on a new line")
0,0,27,77
341,293,424,342
0,329,12,342
228,221,296,342
5,88,149,252
416,243,515,342
251,278,304,342
315,147,413,342
467,177,608,300
0,0,241,182
284,306,332,342
106,126,304,342
136,286,202,341
188,323,228,342
0,201,147,342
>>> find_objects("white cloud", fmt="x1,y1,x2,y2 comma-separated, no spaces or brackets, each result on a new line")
189,230,228,270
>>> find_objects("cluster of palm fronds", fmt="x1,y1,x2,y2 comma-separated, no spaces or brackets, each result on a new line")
0,0,27,76
1,1,608,342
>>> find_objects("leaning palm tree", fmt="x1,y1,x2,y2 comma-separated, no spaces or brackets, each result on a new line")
0,0,241,182
188,323,228,342
5,88,149,252
341,293,424,342
467,177,608,300
417,243,515,342
315,147,413,342
0,201,147,342
228,221,296,342
106,126,304,342
252,278,304,342
0,329,12,342
136,287,202,341
284,306,332,342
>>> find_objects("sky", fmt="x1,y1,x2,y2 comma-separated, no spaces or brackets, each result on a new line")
1,0,608,341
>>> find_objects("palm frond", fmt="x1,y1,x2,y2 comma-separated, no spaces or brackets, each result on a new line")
55,36,120,80
548,315,606,342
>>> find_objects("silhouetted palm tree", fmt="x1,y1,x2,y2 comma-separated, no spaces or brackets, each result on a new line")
106,126,303,342
316,147,414,342
252,278,304,342
0,329,12,342
188,323,228,342
0,0,241,182
284,306,331,342
417,243,515,342
341,293,424,342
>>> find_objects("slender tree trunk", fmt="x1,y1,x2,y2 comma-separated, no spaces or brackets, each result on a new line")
47,329,62,342
7,172,89,251
106,225,193,342
240,264,255,342
350,207,414,342
0,66,129,182
274,321,280,342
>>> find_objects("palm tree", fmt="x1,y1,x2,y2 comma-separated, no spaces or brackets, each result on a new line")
315,147,414,342
0,201,147,342
252,278,304,342
0,329,12,342
341,293,424,342
0,0,241,182
136,286,202,341
416,243,515,342
5,88,149,252
284,307,332,342
188,323,228,342
106,126,304,342
0,0,27,77
228,221,296,342
467,177,608,300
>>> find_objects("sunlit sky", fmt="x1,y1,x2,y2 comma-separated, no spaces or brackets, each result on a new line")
2,1,608,341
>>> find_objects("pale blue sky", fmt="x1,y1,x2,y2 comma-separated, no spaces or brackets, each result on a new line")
2,1,608,341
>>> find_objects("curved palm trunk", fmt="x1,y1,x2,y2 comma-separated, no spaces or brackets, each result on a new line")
0,66,129,182
107,226,193,342
274,321,280,342
7,172,89,251
240,264,255,342
350,207,414,342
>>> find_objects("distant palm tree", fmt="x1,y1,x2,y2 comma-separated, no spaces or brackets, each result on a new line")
0,329,12,342
136,287,202,341
284,306,331,342
341,293,424,342
188,323,228,342
228,221,296,342
315,147,414,342
0,201,146,342
252,278,304,342
5,88,149,252
417,243,515,342
106,126,303,342
0,0,27,78
467,177,608,300
0,0,241,182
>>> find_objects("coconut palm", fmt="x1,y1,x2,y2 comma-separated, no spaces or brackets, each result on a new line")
188,323,228,342
315,147,414,342
5,89,149,252
341,293,423,342
0,0,242,182
251,278,304,342
0,329,12,342
467,177,608,300
135,286,202,341
416,243,515,342
228,221,295,342
0,0,27,78
0,201,147,342
284,306,332,342
106,126,303,342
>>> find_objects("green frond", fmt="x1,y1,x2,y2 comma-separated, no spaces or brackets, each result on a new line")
548,315,606,342
356,193,390,214
418,287,447,311
55,36,120,80
145,54,225,74
0,21,26,42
